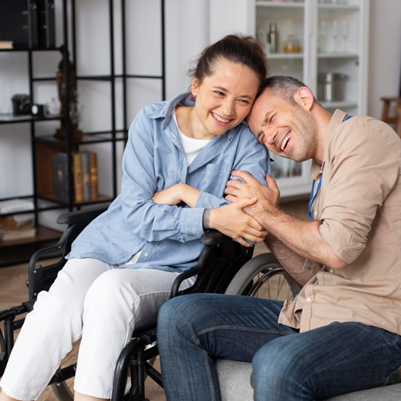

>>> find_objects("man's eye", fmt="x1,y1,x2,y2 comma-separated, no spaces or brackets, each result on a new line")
259,134,265,143
269,115,275,123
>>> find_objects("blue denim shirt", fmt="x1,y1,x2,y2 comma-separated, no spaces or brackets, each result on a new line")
67,92,270,272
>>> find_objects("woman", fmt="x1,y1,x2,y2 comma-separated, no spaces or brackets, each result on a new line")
0,34,270,401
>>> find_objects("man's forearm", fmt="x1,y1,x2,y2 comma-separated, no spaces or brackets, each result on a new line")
266,234,320,286
247,204,346,269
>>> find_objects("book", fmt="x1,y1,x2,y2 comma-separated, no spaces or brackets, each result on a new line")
72,153,84,203
89,152,99,200
0,213,34,227
0,41,13,49
0,227,36,242
0,0,29,48
53,152,70,202
0,219,33,231
38,0,55,48
27,0,39,48
81,152,91,201
0,199,34,214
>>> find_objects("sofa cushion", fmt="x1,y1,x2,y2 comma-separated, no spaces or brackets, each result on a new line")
215,359,401,401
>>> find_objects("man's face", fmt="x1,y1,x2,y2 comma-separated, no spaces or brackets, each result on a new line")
247,88,318,162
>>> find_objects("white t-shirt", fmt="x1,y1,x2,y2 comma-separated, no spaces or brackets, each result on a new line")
173,108,211,166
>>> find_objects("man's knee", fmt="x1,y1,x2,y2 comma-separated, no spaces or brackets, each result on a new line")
158,294,210,344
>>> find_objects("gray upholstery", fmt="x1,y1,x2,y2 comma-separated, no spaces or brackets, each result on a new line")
216,359,401,401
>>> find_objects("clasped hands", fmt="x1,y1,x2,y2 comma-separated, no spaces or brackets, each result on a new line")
151,172,280,247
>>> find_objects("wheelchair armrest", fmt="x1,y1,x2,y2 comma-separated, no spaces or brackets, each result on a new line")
57,204,110,225
200,229,230,245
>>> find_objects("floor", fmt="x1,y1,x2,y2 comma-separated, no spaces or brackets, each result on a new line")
0,200,308,401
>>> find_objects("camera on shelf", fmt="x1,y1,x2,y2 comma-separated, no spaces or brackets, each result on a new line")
11,94,31,115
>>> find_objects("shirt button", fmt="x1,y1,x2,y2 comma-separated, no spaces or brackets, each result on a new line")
306,297,312,302
144,253,149,257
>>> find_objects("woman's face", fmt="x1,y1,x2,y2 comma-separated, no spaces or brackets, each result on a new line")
191,59,260,139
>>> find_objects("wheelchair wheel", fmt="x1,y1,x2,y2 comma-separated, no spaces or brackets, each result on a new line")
50,341,156,401
225,253,301,301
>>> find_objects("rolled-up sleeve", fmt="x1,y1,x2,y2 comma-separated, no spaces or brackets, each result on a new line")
318,119,400,264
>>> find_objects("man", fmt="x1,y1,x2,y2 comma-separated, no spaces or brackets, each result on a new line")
157,76,401,401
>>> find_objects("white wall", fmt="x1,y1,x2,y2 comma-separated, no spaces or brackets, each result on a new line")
367,0,401,119
0,0,400,227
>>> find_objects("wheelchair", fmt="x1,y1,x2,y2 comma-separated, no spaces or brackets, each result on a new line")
0,204,295,401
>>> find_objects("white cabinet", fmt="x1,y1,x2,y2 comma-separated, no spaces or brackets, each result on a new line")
209,0,369,198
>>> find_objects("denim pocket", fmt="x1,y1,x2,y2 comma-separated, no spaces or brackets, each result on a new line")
384,366,401,386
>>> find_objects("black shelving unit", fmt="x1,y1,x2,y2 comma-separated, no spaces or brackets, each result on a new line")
0,0,166,267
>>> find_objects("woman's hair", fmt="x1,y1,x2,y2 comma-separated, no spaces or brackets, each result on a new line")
189,34,268,94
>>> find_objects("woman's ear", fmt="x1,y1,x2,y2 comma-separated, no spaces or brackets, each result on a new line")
294,87,314,111
191,76,200,96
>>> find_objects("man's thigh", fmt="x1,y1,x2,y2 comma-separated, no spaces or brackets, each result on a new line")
252,321,401,399
171,293,299,362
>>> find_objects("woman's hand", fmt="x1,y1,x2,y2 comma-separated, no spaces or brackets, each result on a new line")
152,184,200,207
206,198,268,247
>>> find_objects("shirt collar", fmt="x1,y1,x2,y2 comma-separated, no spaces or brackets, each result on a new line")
148,91,246,140
310,109,348,180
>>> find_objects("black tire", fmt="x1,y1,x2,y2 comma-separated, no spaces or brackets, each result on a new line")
225,253,300,300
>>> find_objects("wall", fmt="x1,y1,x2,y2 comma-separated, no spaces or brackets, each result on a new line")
367,0,401,119
0,0,400,228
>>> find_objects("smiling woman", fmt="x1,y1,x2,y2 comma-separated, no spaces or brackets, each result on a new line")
0,34,271,401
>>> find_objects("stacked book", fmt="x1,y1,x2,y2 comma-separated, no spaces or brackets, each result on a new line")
0,199,36,241
53,152,99,204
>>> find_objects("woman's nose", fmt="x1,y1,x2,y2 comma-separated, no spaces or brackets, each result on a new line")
221,100,235,116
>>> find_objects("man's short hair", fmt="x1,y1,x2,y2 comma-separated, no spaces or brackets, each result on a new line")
263,76,317,104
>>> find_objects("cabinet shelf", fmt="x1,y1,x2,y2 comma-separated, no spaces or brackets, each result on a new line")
0,225,61,249
318,52,358,59
38,192,113,206
0,46,63,53
34,132,127,146
319,100,357,109
318,4,359,11
0,114,65,125
268,53,304,59
256,1,305,9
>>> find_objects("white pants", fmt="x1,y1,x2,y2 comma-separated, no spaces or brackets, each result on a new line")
0,258,194,400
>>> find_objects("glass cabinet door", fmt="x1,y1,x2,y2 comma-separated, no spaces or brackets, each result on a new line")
209,0,369,198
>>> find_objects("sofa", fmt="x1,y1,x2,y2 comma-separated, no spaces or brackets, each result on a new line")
216,359,401,400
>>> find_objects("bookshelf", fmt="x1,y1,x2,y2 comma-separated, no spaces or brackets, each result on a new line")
0,0,166,267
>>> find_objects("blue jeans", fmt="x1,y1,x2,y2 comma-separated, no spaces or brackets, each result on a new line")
157,293,401,401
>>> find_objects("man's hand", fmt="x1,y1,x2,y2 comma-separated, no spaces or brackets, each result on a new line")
224,171,280,222
205,198,268,247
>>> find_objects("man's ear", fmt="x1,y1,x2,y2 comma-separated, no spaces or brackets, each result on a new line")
191,76,200,96
294,86,314,111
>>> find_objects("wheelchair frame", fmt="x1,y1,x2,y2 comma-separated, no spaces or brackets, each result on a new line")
0,204,255,401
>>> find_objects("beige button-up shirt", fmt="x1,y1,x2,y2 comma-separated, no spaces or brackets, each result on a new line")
279,110,401,334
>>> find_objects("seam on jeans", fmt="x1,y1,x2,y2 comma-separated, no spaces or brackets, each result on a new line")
203,349,217,401
197,325,295,338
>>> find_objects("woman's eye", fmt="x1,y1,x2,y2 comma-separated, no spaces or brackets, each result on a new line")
239,99,250,104
215,91,224,96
